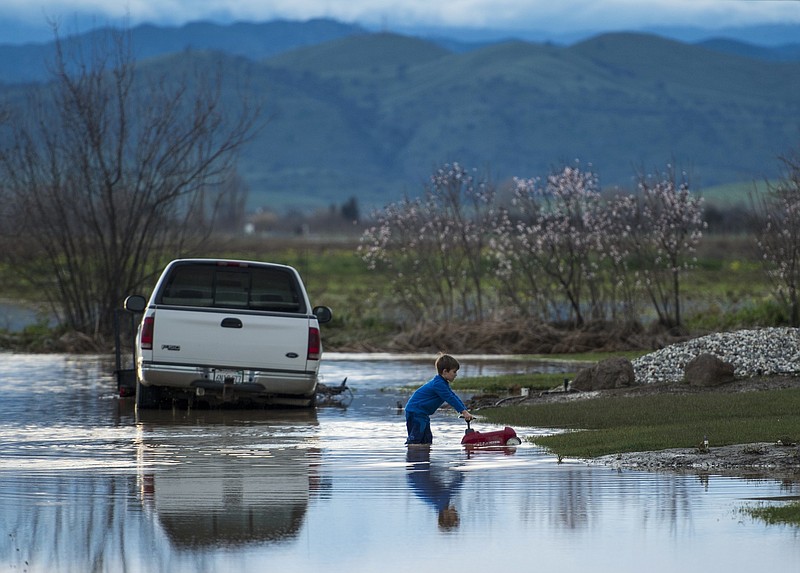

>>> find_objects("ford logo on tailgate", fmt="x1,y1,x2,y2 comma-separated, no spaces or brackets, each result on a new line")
286,352,299,359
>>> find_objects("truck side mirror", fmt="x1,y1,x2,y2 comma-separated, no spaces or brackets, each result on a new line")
313,306,332,324
124,295,147,313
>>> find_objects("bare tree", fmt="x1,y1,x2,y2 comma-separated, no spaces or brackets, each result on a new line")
0,25,259,337
215,171,251,232
751,148,800,326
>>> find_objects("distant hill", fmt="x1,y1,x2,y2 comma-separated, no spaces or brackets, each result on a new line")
241,32,800,208
698,38,800,62
643,23,800,47
1,18,799,86
0,18,366,85
1,24,799,211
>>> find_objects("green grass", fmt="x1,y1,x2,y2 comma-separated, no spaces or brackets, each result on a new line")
744,501,800,525
478,387,800,458
407,353,643,394
452,372,575,394
700,180,771,208
395,372,571,394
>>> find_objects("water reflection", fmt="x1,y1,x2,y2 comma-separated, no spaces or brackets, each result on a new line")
133,409,322,549
1,353,799,573
406,446,464,530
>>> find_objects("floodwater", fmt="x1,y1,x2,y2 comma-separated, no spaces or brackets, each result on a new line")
1,353,798,573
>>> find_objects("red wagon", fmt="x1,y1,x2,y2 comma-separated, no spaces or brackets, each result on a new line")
461,418,522,447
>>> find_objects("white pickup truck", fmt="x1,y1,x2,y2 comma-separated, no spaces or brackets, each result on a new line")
124,258,332,409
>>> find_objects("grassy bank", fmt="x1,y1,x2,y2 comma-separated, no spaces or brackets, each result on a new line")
474,377,800,526
452,372,575,394
477,386,800,458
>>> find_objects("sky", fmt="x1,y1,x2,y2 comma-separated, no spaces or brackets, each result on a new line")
1,0,799,43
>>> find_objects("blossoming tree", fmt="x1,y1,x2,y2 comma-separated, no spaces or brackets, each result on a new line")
629,167,706,328
492,164,608,325
359,163,496,322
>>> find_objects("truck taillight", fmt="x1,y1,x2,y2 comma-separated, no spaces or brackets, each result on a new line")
307,327,321,360
141,316,154,350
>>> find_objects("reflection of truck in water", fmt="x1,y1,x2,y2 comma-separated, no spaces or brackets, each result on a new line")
125,259,332,409
135,409,323,548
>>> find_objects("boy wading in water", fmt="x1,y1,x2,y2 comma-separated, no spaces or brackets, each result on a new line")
404,354,474,446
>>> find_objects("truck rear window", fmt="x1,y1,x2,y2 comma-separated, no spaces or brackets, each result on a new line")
158,263,306,313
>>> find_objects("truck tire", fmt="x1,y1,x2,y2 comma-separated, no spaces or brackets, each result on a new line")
135,379,164,409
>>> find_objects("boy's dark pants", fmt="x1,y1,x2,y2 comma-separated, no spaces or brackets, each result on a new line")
406,411,433,444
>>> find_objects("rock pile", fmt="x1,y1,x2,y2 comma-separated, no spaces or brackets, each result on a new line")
632,327,800,385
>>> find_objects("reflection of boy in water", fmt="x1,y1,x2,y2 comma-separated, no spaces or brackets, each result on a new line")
406,447,464,530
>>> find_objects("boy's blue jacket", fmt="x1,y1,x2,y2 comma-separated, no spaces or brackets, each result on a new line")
404,374,467,416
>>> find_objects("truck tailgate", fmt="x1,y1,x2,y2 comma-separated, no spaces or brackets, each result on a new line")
151,308,311,372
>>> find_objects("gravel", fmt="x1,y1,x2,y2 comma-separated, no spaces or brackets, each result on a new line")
632,327,800,385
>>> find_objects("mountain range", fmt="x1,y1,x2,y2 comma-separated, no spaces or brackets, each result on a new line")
1,19,799,211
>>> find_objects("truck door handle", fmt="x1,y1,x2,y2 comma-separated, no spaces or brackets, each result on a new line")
221,318,243,328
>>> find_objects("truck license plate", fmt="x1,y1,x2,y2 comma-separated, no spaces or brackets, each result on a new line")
213,369,244,384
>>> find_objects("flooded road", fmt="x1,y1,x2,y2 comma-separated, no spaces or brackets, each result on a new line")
1,352,799,572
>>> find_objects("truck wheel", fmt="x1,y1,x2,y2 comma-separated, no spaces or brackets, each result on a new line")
135,379,164,409
506,437,522,446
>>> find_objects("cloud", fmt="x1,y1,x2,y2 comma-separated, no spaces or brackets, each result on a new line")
2,0,799,33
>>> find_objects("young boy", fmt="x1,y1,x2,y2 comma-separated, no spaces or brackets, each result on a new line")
404,354,474,446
